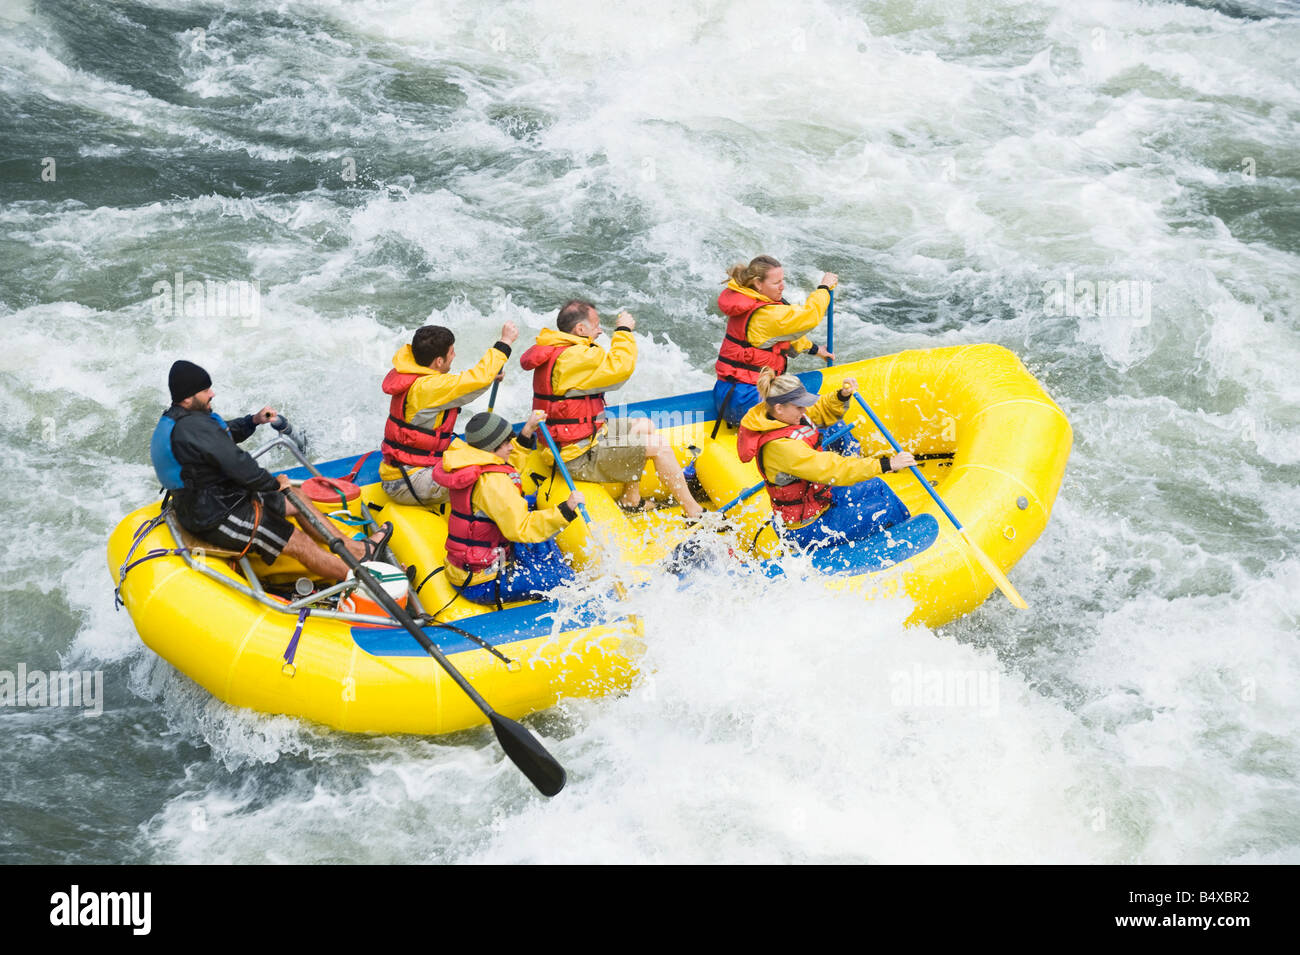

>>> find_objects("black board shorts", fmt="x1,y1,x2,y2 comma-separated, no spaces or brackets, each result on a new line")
203,491,295,563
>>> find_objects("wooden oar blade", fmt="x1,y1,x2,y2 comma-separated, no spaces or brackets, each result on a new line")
959,528,1028,610
490,712,567,797
847,391,1028,611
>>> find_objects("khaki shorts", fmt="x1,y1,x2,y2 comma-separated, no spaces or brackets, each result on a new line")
381,466,450,508
565,417,647,485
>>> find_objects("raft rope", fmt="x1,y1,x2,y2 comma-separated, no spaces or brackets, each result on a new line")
327,511,372,528
752,518,780,553
344,451,374,484
114,547,191,608
114,509,184,608
408,566,517,668
418,614,516,669
231,497,262,562
396,463,428,507
415,565,444,592
710,382,738,440
132,510,166,545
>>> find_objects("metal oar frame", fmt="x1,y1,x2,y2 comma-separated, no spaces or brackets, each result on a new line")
154,432,410,628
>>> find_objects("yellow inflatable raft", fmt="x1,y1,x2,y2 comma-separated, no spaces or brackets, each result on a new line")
107,344,1070,736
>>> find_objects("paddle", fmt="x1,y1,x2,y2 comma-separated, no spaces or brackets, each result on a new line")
849,393,1028,609
535,421,629,599
535,421,592,524
284,488,567,797
719,480,765,515
487,378,501,414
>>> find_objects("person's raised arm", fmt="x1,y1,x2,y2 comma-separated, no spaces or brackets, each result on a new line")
556,312,638,392
181,415,279,491
746,273,838,347
226,405,276,444
410,324,514,413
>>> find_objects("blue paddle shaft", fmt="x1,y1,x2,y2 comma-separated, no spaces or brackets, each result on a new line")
851,392,964,531
487,379,500,414
536,421,593,525
719,480,764,514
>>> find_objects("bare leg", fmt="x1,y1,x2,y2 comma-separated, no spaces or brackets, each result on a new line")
281,528,352,581
283,495,372,561
622,419,704,519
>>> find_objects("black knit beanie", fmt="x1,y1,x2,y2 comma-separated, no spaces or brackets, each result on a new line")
169,360,212,403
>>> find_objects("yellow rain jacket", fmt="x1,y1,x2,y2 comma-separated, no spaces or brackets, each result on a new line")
436,437,573,586
737,392,884,487
722,279,831,355
520,327,638,465
378,343,508,483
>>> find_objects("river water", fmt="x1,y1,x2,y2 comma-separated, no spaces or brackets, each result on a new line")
1,0,1297,863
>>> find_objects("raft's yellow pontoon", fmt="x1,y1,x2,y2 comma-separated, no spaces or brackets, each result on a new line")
107,344,1070,736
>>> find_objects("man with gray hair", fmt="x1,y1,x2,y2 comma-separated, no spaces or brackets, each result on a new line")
519,300,704,519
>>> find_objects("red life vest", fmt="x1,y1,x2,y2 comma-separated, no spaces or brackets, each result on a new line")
736,419,835,526
432,460,521,573
380,370,459,469
518,342,606,445
715,287,794,384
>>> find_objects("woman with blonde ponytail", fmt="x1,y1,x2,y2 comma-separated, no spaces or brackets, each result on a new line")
736,368,918,547
712,255,838,428
753,367,790,402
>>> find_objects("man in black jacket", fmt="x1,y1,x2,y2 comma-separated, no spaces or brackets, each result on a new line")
151,360,380,581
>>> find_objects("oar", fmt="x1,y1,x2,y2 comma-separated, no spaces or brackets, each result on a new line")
719,480,765,515
849,393,1028,609
284,488,567,797
536,422,592,524
536,421,628,599
487,378,501,414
